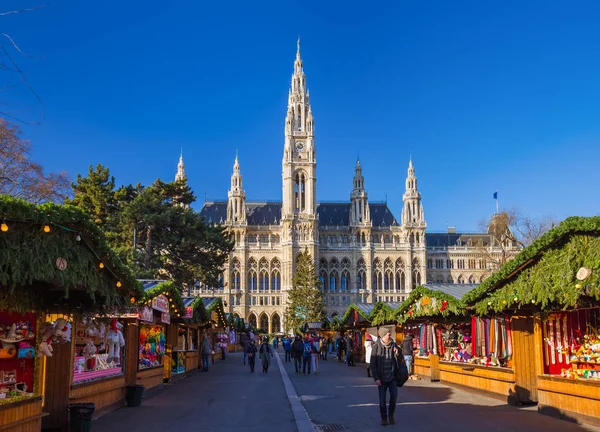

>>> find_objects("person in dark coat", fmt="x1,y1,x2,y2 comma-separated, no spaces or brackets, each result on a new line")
246,339,258,372
346,334,355,366
291,336,303,374
370,328,400,426
402,333,414,377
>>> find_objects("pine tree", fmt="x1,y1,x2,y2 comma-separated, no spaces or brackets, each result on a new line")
284,249,325,333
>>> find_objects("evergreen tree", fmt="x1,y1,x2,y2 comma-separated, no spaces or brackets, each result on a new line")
284,249,325,333
67,163,116,227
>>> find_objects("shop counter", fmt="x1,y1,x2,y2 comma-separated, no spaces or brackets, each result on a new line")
414,356,440,381
537,375,600,426
185,351,199,372
136,365,164,391
0,395,45,432
439,361,516,401
70,375,126,416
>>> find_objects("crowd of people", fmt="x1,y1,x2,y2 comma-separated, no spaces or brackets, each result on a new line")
237,329,414,426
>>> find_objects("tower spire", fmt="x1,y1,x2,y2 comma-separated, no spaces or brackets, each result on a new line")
350,159,370,225
227,153,246,224
402,158,425,227
175,149,186,182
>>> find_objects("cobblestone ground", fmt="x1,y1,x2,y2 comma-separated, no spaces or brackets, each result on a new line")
95,350,600,432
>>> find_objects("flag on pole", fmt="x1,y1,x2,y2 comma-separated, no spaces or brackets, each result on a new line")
493,191,498,200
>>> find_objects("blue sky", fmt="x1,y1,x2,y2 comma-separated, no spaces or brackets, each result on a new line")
4,1,600,231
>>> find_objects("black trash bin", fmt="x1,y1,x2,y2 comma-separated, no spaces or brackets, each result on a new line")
68,403,95,432
126,384,145,407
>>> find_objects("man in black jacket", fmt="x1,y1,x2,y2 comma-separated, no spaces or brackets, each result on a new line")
370,328,399,426
291,336,304,374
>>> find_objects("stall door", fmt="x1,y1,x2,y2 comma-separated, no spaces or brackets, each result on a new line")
511,317,538,404
42,341,72,431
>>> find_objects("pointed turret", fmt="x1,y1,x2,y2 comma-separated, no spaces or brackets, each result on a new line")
282,38,317,218
175,149,187,182
227,152,246,224
402,158,425,227
350,158,371,225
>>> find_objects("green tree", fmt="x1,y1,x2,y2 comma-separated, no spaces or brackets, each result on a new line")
67,163,116,227
284,249,325,332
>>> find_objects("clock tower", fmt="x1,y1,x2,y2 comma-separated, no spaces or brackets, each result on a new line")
282,38,316,219
281,38,318,292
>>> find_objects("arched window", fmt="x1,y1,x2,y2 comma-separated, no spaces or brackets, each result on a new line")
412,270,421,288
385,271,393,292
357,269,366,290
272,314,281,333
248,314,257,328
271,271,281,291
468,274,474,284
447,276,454,284
320,271,328,292
232,270,240,290
260,270,269,291
373,271,382,292
330,272,338,292
395,271,406,292
457,275,465,284
248,271,257,291
259,314,269,332
341,271,349,292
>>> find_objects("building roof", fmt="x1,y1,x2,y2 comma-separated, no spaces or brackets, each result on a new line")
139,279,169,291
425,233,492,247
421,283,479,300
200,201,400,227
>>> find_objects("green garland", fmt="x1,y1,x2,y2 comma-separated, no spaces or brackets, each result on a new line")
395,285,467,324
140,281,185,318
462,216,600,309
472,234,600,314
204,297,226,327
0,195,142,313
340,302,399,326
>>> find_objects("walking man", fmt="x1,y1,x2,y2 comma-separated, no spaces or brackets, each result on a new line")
200,336,212,372
302,336,313,375
292,336,303,374
247,339,257,373
241,334,251,366
283,336,292,363
402,333,414,378
370,328,399,426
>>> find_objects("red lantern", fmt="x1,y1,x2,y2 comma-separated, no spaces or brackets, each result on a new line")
440,300,448,312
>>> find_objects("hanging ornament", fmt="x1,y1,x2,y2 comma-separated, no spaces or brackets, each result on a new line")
0,222,8,232
75,234,81,242
116,281,122,288
440,300,448,312
99,262,104,269
56,257,68,271
43,225,51,233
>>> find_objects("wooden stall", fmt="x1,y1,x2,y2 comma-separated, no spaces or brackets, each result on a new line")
462,216,600,425
395,284,475,382
0,197,142,431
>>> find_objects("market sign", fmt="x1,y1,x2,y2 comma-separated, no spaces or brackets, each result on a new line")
139,306,154,323
152,295,169,313
160,312,171,324
184,307,193,319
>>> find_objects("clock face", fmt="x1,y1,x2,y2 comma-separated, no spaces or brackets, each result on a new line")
295,141,305,151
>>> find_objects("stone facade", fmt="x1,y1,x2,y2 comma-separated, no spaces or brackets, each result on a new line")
189,41,516,333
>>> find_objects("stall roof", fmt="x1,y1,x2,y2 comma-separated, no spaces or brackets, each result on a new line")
181,297,195,307
422,284,479,300
139,279,169,291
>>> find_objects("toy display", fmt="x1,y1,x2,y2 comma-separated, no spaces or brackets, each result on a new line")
139,324,166,369
0,312,37,398
106,319,125,363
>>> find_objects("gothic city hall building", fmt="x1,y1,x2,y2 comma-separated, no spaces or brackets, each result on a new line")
193,42,514,333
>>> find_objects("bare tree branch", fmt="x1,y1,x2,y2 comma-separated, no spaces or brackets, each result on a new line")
0,4,48,17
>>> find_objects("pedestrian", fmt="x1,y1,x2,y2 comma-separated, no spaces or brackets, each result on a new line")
302,336,313,375
241,334,251,366
283,336,292,363
311,335,319,373
259,338,273,373
346,334,355,366
337,335,344,362
328,335,333,355
364,334,374,377
370,328,400,426
320,336,328,360
291,336,303,374
247,339,257,373
402,333,414,378
200,336,212,372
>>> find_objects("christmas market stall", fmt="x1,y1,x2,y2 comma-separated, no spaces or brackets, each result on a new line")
0,196,142,431
395,284,474,382
138,281,185,387
341,302,403,362
174,296,208,374
200,298,227,361
462,216,600,425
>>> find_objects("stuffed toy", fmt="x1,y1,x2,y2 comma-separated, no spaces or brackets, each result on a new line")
106,319,125,363
53,318,71,343
37,322,56,357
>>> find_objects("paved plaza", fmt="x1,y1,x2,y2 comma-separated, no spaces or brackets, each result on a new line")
95,350,600,432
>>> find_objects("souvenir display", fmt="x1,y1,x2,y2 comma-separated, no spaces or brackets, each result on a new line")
0,312,37,400
139,324,166,369
542,309,600,381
